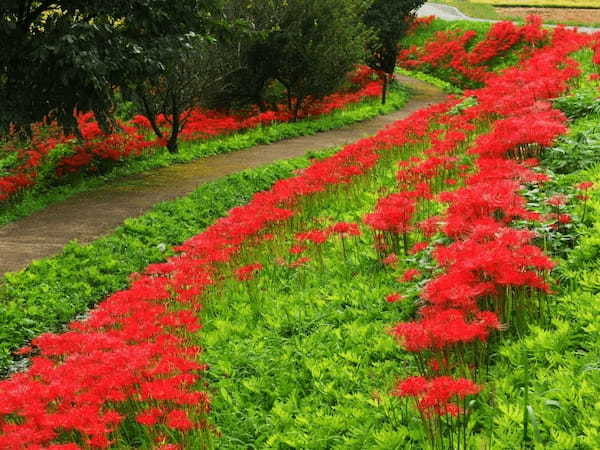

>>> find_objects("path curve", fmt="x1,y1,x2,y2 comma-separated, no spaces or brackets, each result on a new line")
417,2,600,33
0,75,446,276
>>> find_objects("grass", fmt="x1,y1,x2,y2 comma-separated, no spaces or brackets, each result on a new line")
0,86,409,227
0,149,336,375
435,0,501,19
197,146,429,448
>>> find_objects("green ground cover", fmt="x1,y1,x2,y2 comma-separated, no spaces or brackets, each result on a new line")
430,0,600,27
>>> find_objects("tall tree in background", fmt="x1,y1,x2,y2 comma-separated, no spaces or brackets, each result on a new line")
209,0,368,119
363,0,426,104
274,0,368,120
0,1,218,136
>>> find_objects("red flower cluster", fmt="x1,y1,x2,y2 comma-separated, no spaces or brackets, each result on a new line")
393,376,480,417
399,16,549,86
0,58,460,448
389,24,592,445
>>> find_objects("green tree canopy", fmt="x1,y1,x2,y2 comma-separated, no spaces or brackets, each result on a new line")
363,0,427,104
0,0,218,135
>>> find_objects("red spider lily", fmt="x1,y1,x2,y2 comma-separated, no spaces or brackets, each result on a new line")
382,253,398,266
392,308,501,352
165,409,194,431
234,263,263,282
364,192,416,234
409,242,428,254
386,293,404,303
289,245,306,255
295,230,330,245
328,222,361,237
393,376,481,417
547,194,568,207
399,268,421,282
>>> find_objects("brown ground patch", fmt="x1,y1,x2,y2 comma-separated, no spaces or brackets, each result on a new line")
496,6,600,24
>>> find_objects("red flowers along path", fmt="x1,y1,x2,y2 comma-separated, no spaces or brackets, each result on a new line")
0,67,382,204
1,19,599,448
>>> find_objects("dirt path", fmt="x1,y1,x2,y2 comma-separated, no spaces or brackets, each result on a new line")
0,75,445,276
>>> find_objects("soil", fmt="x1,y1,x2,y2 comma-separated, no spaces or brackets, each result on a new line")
496,6,600,24
0,75,446,276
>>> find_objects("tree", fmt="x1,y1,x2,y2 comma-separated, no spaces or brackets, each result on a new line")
273,0,368,120
363,0,427,104
207,0,368,119
0,1,218,136
127,35,231,153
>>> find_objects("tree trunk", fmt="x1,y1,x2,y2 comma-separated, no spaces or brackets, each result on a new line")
93,108,119,134
139,93,164,140
167,109,180,154
381,73,388,106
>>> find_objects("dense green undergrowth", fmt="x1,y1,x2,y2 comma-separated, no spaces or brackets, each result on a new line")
0,87,409,227
0,149,335,375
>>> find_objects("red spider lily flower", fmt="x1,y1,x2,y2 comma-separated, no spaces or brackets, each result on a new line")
328,221,361,237
136,408,165,426
165,409,194,431
14,345,33,355
289,257,311,268
386,293,404,303
577,181,594,191
382,253,398,265
289,245,306,255
547,194,568,207
234,263,263,282
364,192,416,234
409,242,428,254
295,229,330,244
392,309,500,352
400,269,422,282
558,214,571,224
393,376,481,417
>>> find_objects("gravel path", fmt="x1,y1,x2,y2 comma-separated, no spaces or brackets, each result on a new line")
0,75,446,276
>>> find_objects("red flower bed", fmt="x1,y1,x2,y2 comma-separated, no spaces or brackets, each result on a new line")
383,24,592,446
0,19,594,449
399,16,549,86
0,74,449,449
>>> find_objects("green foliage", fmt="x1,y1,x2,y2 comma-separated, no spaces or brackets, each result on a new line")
0,151,336,375
207,0,368,116
477,57,600,447
363,0,427,103
543,116,600,175
0,1,218,133
480,180,600,448
545,50,600,175
195,144,425,449
396,67,464,94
